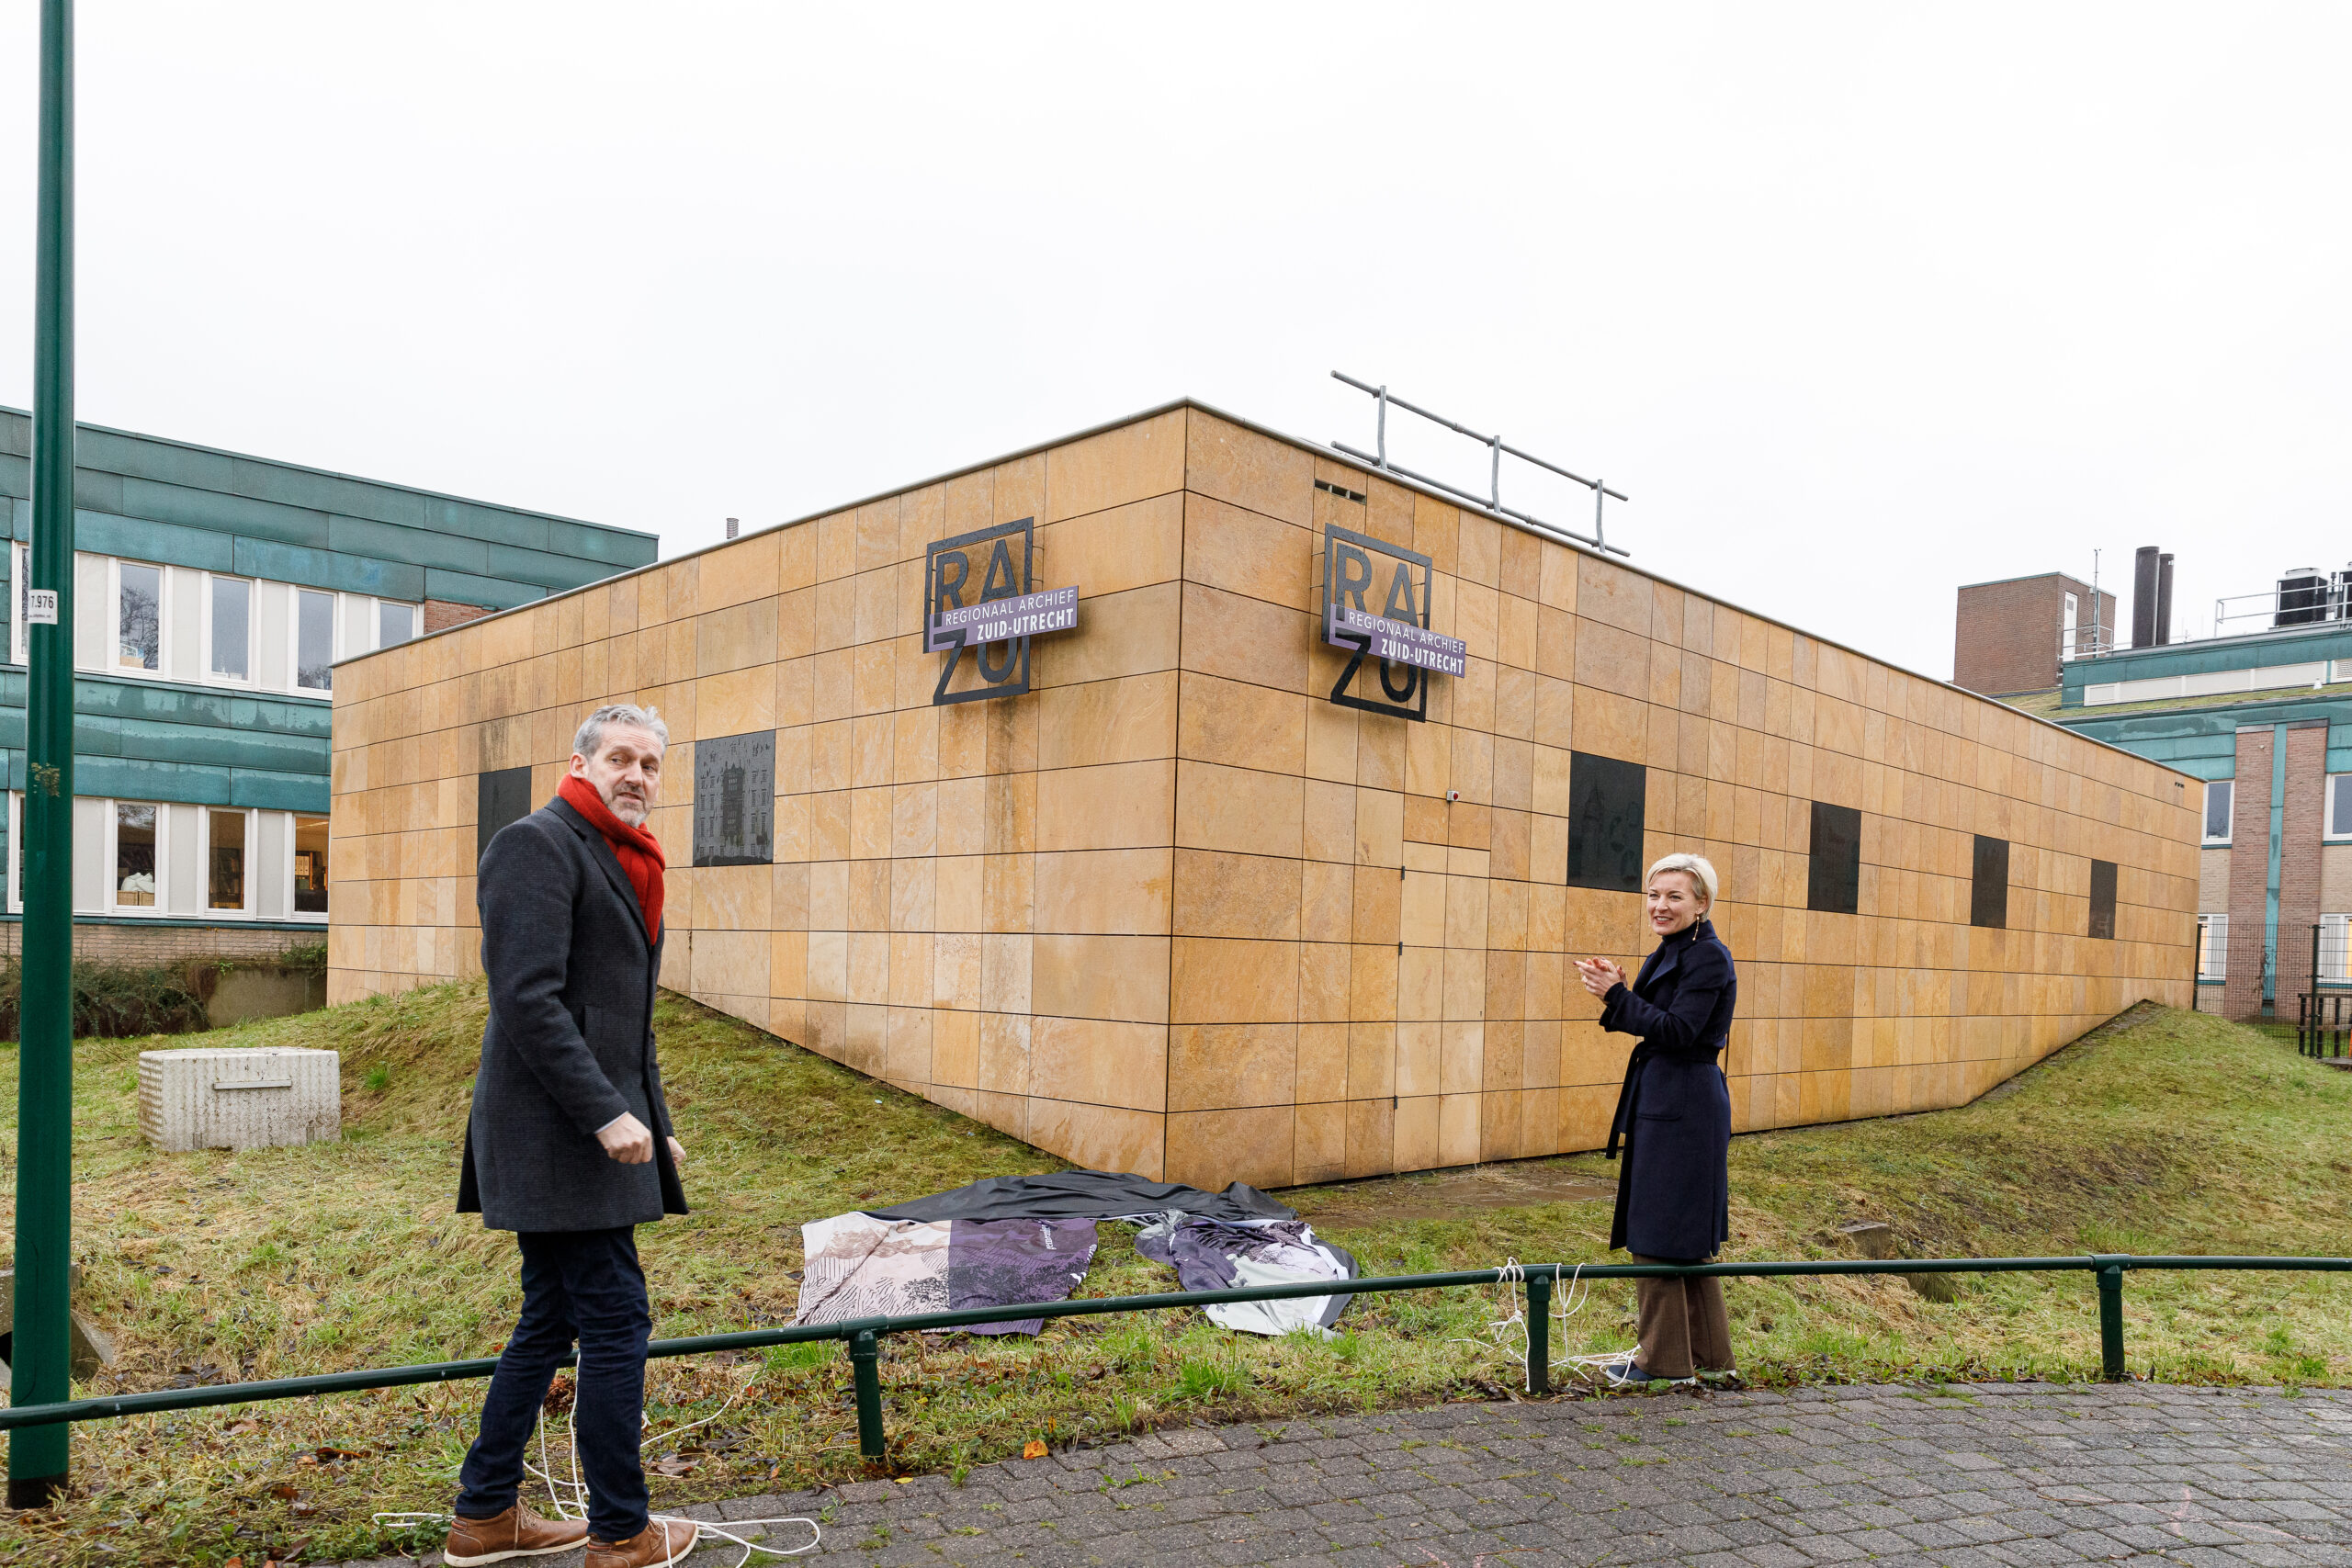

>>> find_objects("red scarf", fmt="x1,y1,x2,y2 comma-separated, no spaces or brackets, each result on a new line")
559,773,665,944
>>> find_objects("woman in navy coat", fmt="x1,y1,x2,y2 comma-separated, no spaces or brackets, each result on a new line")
1576,853,1737,1387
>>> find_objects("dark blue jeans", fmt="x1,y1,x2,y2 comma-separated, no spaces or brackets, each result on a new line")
455,1225,650,1541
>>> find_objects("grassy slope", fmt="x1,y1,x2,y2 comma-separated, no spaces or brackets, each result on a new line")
0,990,2346,1564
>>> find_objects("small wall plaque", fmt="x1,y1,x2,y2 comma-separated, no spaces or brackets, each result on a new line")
695,730,775,866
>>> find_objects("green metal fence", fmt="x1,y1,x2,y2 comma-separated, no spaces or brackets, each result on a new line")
3,1254,2346,1463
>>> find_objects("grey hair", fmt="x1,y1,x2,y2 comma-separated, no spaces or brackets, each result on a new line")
573,703,668,759
1645,852,1718,908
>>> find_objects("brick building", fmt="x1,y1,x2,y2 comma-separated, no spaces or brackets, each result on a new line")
1953,572,2115,696
2041,592,2352,1019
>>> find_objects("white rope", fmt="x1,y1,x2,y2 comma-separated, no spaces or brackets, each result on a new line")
373,1368,819,1564
1449,1258,1626,1391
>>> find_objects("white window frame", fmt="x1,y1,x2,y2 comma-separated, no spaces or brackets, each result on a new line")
374,597,418,651
2328,775,2352,840
2203,779,2233,845
104,797,169,916
291,586,340,694
201,804,256,918
288,810,330,924
107,557,170,678
199,572,257,688
2324,913,2352,985
6,789,19,913
2198,913,2228,980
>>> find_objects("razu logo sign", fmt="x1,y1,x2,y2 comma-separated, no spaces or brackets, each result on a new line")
1321,523,1466,721
924,517,1081,705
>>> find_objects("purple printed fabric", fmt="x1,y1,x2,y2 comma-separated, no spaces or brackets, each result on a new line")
1133,1216,1359,1334
948,1218,1099,1335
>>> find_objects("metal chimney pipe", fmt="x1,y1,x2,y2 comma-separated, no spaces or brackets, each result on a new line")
2132,547,2160,648
725,516,740,540
2155,553,2175,645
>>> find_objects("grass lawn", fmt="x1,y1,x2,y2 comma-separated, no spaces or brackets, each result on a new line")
1,988,2348,1565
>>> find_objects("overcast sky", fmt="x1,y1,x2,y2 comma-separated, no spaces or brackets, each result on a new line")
1,4,2346,681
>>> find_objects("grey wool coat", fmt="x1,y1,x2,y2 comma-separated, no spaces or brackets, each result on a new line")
458,796,688,1233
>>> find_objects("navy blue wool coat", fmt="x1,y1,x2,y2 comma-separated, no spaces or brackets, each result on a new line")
1600,919,1736,1262
458,796,687,1233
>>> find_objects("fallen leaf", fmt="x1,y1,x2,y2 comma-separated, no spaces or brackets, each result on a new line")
225,1420,262,1436
270,1483,299,1501
315,1445,365,1461
893,1476,913,1484
1022,1439,1048,1460
294,1454,318,1467
224,1558,244,1568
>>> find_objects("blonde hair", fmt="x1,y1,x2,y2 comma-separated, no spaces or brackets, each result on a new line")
1645,852,1718,908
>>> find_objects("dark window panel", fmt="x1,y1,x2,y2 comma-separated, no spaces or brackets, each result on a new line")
1971,835,2010,930
1807,801,1862,915
1564,751,1646,893
695,730,776,867
2088,858,2117,941
477,765,536,864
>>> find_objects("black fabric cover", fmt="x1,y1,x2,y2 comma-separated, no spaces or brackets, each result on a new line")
866,1171,1295,1224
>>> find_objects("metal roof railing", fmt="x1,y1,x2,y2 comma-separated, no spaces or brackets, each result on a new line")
1331,372,1631,558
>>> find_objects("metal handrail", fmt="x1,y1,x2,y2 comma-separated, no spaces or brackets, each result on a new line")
1331,371,1632,558
6,1253,2347,1461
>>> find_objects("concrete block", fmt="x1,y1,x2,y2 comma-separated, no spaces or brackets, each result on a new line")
137,1046,340,1153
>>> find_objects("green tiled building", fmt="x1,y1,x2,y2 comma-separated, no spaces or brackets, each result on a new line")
0,408,656,962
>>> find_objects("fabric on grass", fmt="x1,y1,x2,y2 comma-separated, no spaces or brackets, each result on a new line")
947,1217,1099,1335
793,1213,1097,1333
1131,1214,1358,1335
864,1170,1295,1224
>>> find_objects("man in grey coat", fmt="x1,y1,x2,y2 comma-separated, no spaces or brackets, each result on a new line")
443,704,696,1568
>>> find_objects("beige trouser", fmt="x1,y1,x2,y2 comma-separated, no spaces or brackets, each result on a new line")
1631,1255,1735,1380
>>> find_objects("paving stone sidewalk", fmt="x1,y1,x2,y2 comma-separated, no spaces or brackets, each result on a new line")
338,1382,2352,1566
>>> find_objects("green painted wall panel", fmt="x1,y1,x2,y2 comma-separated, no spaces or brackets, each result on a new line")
424,567,545,610
119,475,330,548
74,468,123,512
328,513,490,575
229,768,330,812
224,457,427,529
548,517,660,568
475,539,621,590
78,755,233,806
72,679,331,738
73,509,236,572
0,454,26,499
422,496,553,552
233,537,425,600
2064,626,2352,701
106,717,325,773
73,426,243,492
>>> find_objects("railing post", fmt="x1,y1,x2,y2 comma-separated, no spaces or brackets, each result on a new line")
1524,1269,1552,1395
848,1329,887,1461
2311,925,2323,1057
2094,1258,2127,1381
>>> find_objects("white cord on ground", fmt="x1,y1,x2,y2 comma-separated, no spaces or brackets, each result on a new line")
373,1368,819,1564
1451,1258,1629,1392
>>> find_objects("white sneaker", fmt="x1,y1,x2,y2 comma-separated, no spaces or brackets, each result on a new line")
1587,1357,1696,1389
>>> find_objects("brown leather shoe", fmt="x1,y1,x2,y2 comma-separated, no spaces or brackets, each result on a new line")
442,1501,591,1565
584,1517,698,1568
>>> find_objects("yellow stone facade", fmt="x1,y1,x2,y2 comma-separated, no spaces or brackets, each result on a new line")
328,402,2200,1188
